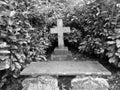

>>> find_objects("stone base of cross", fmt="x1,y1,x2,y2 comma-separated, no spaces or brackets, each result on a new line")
50,19,72,61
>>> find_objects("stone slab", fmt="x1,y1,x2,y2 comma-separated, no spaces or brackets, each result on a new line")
21,61,111,76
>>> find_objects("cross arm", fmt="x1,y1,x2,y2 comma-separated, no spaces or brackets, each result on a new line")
63,27,71,33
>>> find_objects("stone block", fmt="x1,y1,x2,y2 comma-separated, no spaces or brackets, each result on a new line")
22,76,59,90
53,47,69,55
71,76,109,90
51,54,73,61
51,47,73,60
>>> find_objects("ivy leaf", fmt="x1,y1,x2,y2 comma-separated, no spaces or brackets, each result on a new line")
39,55,47,61
115,53,120,58
0,42,7,48
0,10,11,17
109,56,116,64
115,28,120,33
107,41,115,45
5,59,10,69
0,50,10,54
14,62,21,69
10,10,16,17
9,36,17,41
0,56,9,60
111,21,117,25
0,59,10,70
15,53,22,60
117,48,120,53
0,1,7,5
118,62,120,68
8,19,14,25
117,3,120,8
116,39,120,48
106,52,114,57
11,64,15,71
108,36,116,40
11,45,18,50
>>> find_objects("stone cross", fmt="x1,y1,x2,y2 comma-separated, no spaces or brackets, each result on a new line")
50,19,70,47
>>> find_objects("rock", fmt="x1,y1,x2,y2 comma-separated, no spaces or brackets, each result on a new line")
22,75,59,90
71,76,109,90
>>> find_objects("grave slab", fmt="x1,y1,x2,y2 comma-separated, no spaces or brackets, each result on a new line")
21,61,111,76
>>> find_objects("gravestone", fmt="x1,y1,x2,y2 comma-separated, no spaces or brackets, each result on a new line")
21,19,111,90
21,61,111,90
50,19,72,60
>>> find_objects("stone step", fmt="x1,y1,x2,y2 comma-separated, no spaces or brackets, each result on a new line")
53,47,70,55
51,54,73,61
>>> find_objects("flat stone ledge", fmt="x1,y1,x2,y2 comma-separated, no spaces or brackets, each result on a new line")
21,61,111,76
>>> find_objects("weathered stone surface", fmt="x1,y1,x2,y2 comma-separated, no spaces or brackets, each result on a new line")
50,19,70,47
22,76,59,90
51,47,73,60
71,76,109,90
21,61,111,76
51,54,73,61
53,47,70,55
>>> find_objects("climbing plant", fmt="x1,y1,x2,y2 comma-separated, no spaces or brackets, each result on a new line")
67,0,120,67
0,0,50,88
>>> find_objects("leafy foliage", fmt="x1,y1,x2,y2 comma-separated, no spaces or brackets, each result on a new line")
66,0,120,67
0,0,120,89
0,0,51,88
